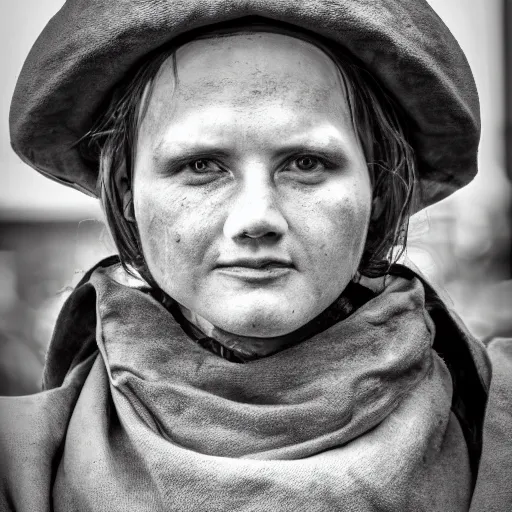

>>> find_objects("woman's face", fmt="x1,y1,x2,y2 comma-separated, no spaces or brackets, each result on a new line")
133,32,372,337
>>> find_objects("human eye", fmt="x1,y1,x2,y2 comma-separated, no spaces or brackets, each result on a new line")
282,154,335,183
176,158,229,185
184,159,224,174
288,155,325,173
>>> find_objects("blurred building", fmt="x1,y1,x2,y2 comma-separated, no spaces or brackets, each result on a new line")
1,0,511,395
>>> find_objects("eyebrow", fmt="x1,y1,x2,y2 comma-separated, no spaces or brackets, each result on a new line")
152,142,350,170
272,141,350,163
152,128,354,165
152,137,226,160
152,148,233,169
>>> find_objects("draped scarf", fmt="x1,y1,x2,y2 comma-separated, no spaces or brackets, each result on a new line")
0,258,491,511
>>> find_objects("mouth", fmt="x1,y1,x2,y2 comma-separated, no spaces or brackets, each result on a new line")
215,258,294,282
216,258,294,270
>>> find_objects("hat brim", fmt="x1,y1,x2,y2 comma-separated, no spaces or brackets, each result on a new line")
9,0,480,210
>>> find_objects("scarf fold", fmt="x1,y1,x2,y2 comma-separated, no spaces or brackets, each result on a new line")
44,261,476,511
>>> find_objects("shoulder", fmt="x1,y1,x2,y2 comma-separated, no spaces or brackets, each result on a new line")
471,337,512,511
0,357,93,512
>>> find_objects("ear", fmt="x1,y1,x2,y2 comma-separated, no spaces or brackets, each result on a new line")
114,161,136,223
371,196,384,221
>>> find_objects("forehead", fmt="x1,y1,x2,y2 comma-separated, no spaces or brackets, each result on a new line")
176,32,343,104
139,31,353,145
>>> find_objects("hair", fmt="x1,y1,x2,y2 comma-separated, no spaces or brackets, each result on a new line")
79,20,417,284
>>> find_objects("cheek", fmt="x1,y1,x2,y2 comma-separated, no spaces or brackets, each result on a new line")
133,180,225,302
294,181,371,275
134,184,201,278
135,185,181,263
332,193,371,256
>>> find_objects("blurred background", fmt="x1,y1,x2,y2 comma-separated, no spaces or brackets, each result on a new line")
1,0,511,394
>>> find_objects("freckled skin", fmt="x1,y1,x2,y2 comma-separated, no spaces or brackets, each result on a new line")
133,32,372,338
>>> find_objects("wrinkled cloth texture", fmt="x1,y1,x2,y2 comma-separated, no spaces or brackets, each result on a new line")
10,0,479,208
470,338,512,510
0,259,494,511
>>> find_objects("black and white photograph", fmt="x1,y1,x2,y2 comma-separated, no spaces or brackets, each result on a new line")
1,0,511,510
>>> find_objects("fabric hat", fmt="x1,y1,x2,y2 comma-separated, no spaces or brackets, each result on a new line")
10,0,480,209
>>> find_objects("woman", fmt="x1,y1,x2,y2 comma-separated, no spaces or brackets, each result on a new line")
1,0,511,510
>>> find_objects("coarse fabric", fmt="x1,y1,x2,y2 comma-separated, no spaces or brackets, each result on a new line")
0,259,492,511
471,338,512,510
10,0,479,209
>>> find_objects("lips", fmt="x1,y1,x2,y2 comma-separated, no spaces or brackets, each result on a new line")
216,258,294,270
215,259,294,282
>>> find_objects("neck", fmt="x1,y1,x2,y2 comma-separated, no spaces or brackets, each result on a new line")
176,280,374,360
179,305,296,358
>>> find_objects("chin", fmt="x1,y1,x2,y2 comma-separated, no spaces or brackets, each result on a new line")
207,301,314,338
225,322,294,338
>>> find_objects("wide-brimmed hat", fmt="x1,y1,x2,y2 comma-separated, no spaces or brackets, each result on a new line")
10,0,480,209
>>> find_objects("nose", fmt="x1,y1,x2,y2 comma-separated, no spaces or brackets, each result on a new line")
223,174,288,243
